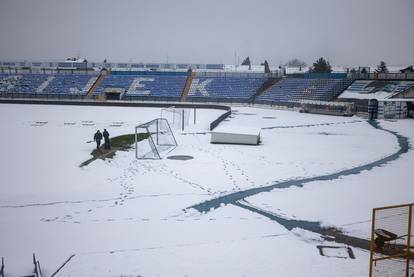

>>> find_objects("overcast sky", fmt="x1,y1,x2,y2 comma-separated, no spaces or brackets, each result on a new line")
0,0,413,67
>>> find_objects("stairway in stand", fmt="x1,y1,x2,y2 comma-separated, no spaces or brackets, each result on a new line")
86,70,108,99
181,71,195,102
250,77,282,102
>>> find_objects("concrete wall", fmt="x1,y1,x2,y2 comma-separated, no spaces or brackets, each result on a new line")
378,101,408,119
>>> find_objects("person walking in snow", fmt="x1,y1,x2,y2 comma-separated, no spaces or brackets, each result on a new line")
94,130,103,149
103,129,110,149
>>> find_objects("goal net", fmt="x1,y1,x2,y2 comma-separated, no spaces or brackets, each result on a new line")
161,107,191,131
135,118,177,159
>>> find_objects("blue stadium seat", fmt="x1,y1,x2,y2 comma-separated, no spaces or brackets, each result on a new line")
187,76,266,101
42,74,98,94
0,73,49,94
0,73,98,95
95,74,187,99
256,78,352,103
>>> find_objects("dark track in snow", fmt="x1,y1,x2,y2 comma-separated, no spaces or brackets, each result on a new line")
188,120,411,249
261,119,362,130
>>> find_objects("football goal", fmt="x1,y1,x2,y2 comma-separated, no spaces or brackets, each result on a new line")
160,106,192,131
135,118,177,159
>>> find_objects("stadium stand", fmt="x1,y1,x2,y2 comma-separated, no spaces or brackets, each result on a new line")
0,73,98,95
181,71,196,102
251,77,282,101
94,75,134,96
3,60,414,119
95,72,188,100
42,74,98,94
0,72,351,104
0,73,49,94
256,78,352,104
186,75,267,102
339,80,414,100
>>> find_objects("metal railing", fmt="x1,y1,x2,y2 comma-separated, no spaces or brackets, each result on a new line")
194,71,269,78
0,61,225,71
0,68,98,75
33,253,43,277
369,203,413,277
0,92,88,100
348,72,414,80
210,110,231,131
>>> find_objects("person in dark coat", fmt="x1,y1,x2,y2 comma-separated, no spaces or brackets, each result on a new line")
94,130,103,149
103,129,110,149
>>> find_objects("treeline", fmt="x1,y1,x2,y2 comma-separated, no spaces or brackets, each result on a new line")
239,55,408,74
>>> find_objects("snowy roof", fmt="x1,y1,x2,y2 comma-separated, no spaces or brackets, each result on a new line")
223,64,265,73
339,90,395,100
285,67,309,74
338,80,414,100
64,58,87,63
331,66,347,73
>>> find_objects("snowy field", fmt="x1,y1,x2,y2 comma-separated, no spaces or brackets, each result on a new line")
0,103,413,276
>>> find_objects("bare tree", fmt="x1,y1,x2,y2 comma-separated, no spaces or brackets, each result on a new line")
285,58,307,68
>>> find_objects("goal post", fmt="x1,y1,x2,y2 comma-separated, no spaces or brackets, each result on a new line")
161,106,192,131
135,118,177,159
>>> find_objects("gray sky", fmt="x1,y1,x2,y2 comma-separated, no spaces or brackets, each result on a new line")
0,0,413,66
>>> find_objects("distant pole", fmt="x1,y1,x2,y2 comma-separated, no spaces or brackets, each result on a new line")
234,51,237,71
194,107,196,125
135,126,138,159
182,109,185,131
156,119,159,145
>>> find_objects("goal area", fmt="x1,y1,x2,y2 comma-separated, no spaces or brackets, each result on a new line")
135,118,177,159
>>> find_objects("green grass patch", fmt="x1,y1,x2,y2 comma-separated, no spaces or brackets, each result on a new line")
80,133,149,167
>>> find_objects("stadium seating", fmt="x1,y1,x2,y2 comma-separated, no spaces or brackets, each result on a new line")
94,75,134,95
0,71,355,104
346,80,374,93
187,76,266,101
339,80,414,100
0,73,49,94
95,74,187,99
394,82,414,93
42,74,98,94
256,78,352,103
0,73,98,95
347,80,414,94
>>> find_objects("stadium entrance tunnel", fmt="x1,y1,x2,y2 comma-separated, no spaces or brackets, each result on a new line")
105,91,122,100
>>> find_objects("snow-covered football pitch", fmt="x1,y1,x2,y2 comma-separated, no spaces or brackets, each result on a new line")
0,103,413,276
